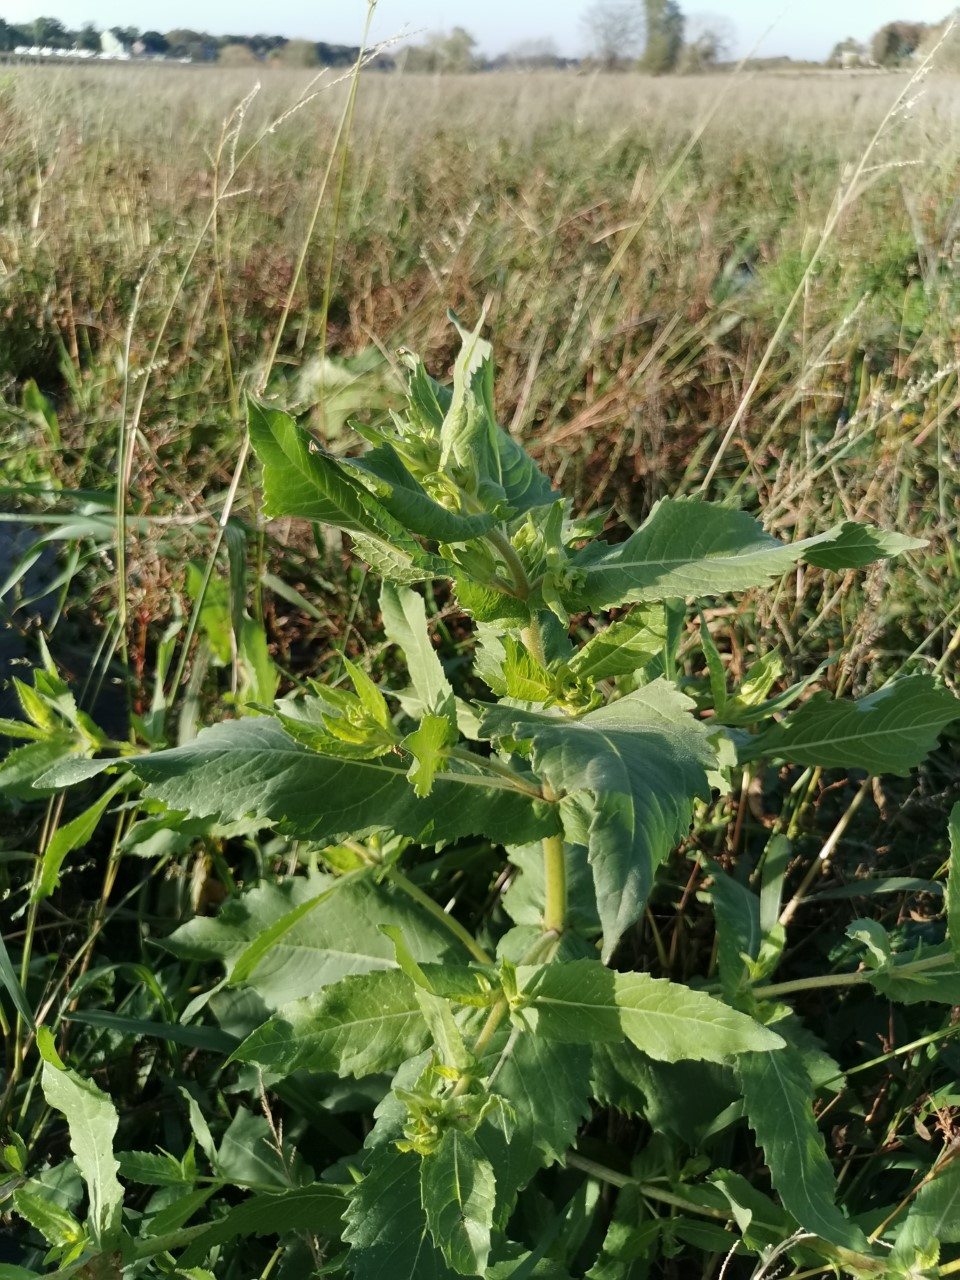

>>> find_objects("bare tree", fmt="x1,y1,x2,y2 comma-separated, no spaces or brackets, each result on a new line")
581,0,645,69
680,11,736,70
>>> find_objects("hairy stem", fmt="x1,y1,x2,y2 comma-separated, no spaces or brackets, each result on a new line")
485,528,530,600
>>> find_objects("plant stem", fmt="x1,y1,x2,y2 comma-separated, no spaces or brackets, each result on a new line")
389,870,492,965
565,1153,729,1220
754,950,954,1001
779,776,870,927
486,528,530,600
447,747,547,800
541,832,567,936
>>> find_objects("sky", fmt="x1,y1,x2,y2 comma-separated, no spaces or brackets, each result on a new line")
1,1,953,61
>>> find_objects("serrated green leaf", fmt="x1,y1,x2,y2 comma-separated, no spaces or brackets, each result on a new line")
892,1159,960,1263
404,714,453,797
122,717,557,850
117,1151,190,1186
421,1129,496,1275
38,1036,123,1248
481,681,715,960
352,533,455,585
380,583,457,724
343,1146,457,1280
248,399,408,540
12,1185,82,1248
341,443,495,543
568,497,922,612
739,1046,868,1250
165,870,460,1010
867,942,960,1005
569,606,667,683
1,736,84,797
525,960,783,1062
232,969,428,1076
502,636,553,702
946,803,960,962
476,1030,592,1225
747,675,960,775
176,1183,347,1268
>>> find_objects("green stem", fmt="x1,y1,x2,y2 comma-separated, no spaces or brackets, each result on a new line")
541,832,567,936
447,747,546,800
389,870,492,965
485,528,530,600
565,1153,729,1220
753,951,953,1001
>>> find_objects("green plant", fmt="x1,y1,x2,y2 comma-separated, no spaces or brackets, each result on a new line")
6,318,960,1277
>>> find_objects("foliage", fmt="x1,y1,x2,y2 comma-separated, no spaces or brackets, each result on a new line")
643,0,685,73
3,318,959,1278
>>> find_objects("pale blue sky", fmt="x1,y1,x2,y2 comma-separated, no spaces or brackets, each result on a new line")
1,1,952,60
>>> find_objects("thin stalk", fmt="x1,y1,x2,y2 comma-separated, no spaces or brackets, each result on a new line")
779,776,870,927
447,747,547,800
486,527,530,601
754,950,953,1001
541,833,567,936
565,1153,729,1219
389,870,492,965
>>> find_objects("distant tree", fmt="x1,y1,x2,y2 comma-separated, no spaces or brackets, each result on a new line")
31,17,70,47
643,0,684,73
581,1,645,69
679,11,735,70
140,30,169,54
503,37,562,69
400,27,479,73
870,21,929,66
0,19,28,50
219,42,257,66
74,22,101,51
165,29,215,60
827,36,868,68
110,26,140,47
279,38,319,67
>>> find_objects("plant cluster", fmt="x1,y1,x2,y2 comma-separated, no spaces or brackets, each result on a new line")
2,322,960,1278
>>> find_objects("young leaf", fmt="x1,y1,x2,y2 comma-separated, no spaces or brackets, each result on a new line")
231,968,428,1077
439,314,503,502
340,443,495,543
503,635,554,702
248,399,407,539
482,681,715,960
343,1146,457,1280
567,497,923,612
352,533,455,586
380,583,457,724
568,606,667,683
738,1046,868,1251
404,714,453,797
747,675,960,775
525,960,784,1062
421,1129,496,1275
124,717,557,850
38,1028,124,1248
12,1185,82,1249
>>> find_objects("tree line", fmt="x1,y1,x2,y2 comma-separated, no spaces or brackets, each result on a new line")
0,18,359,66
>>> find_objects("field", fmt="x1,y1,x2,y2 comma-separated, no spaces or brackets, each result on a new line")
1,56,960,1279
